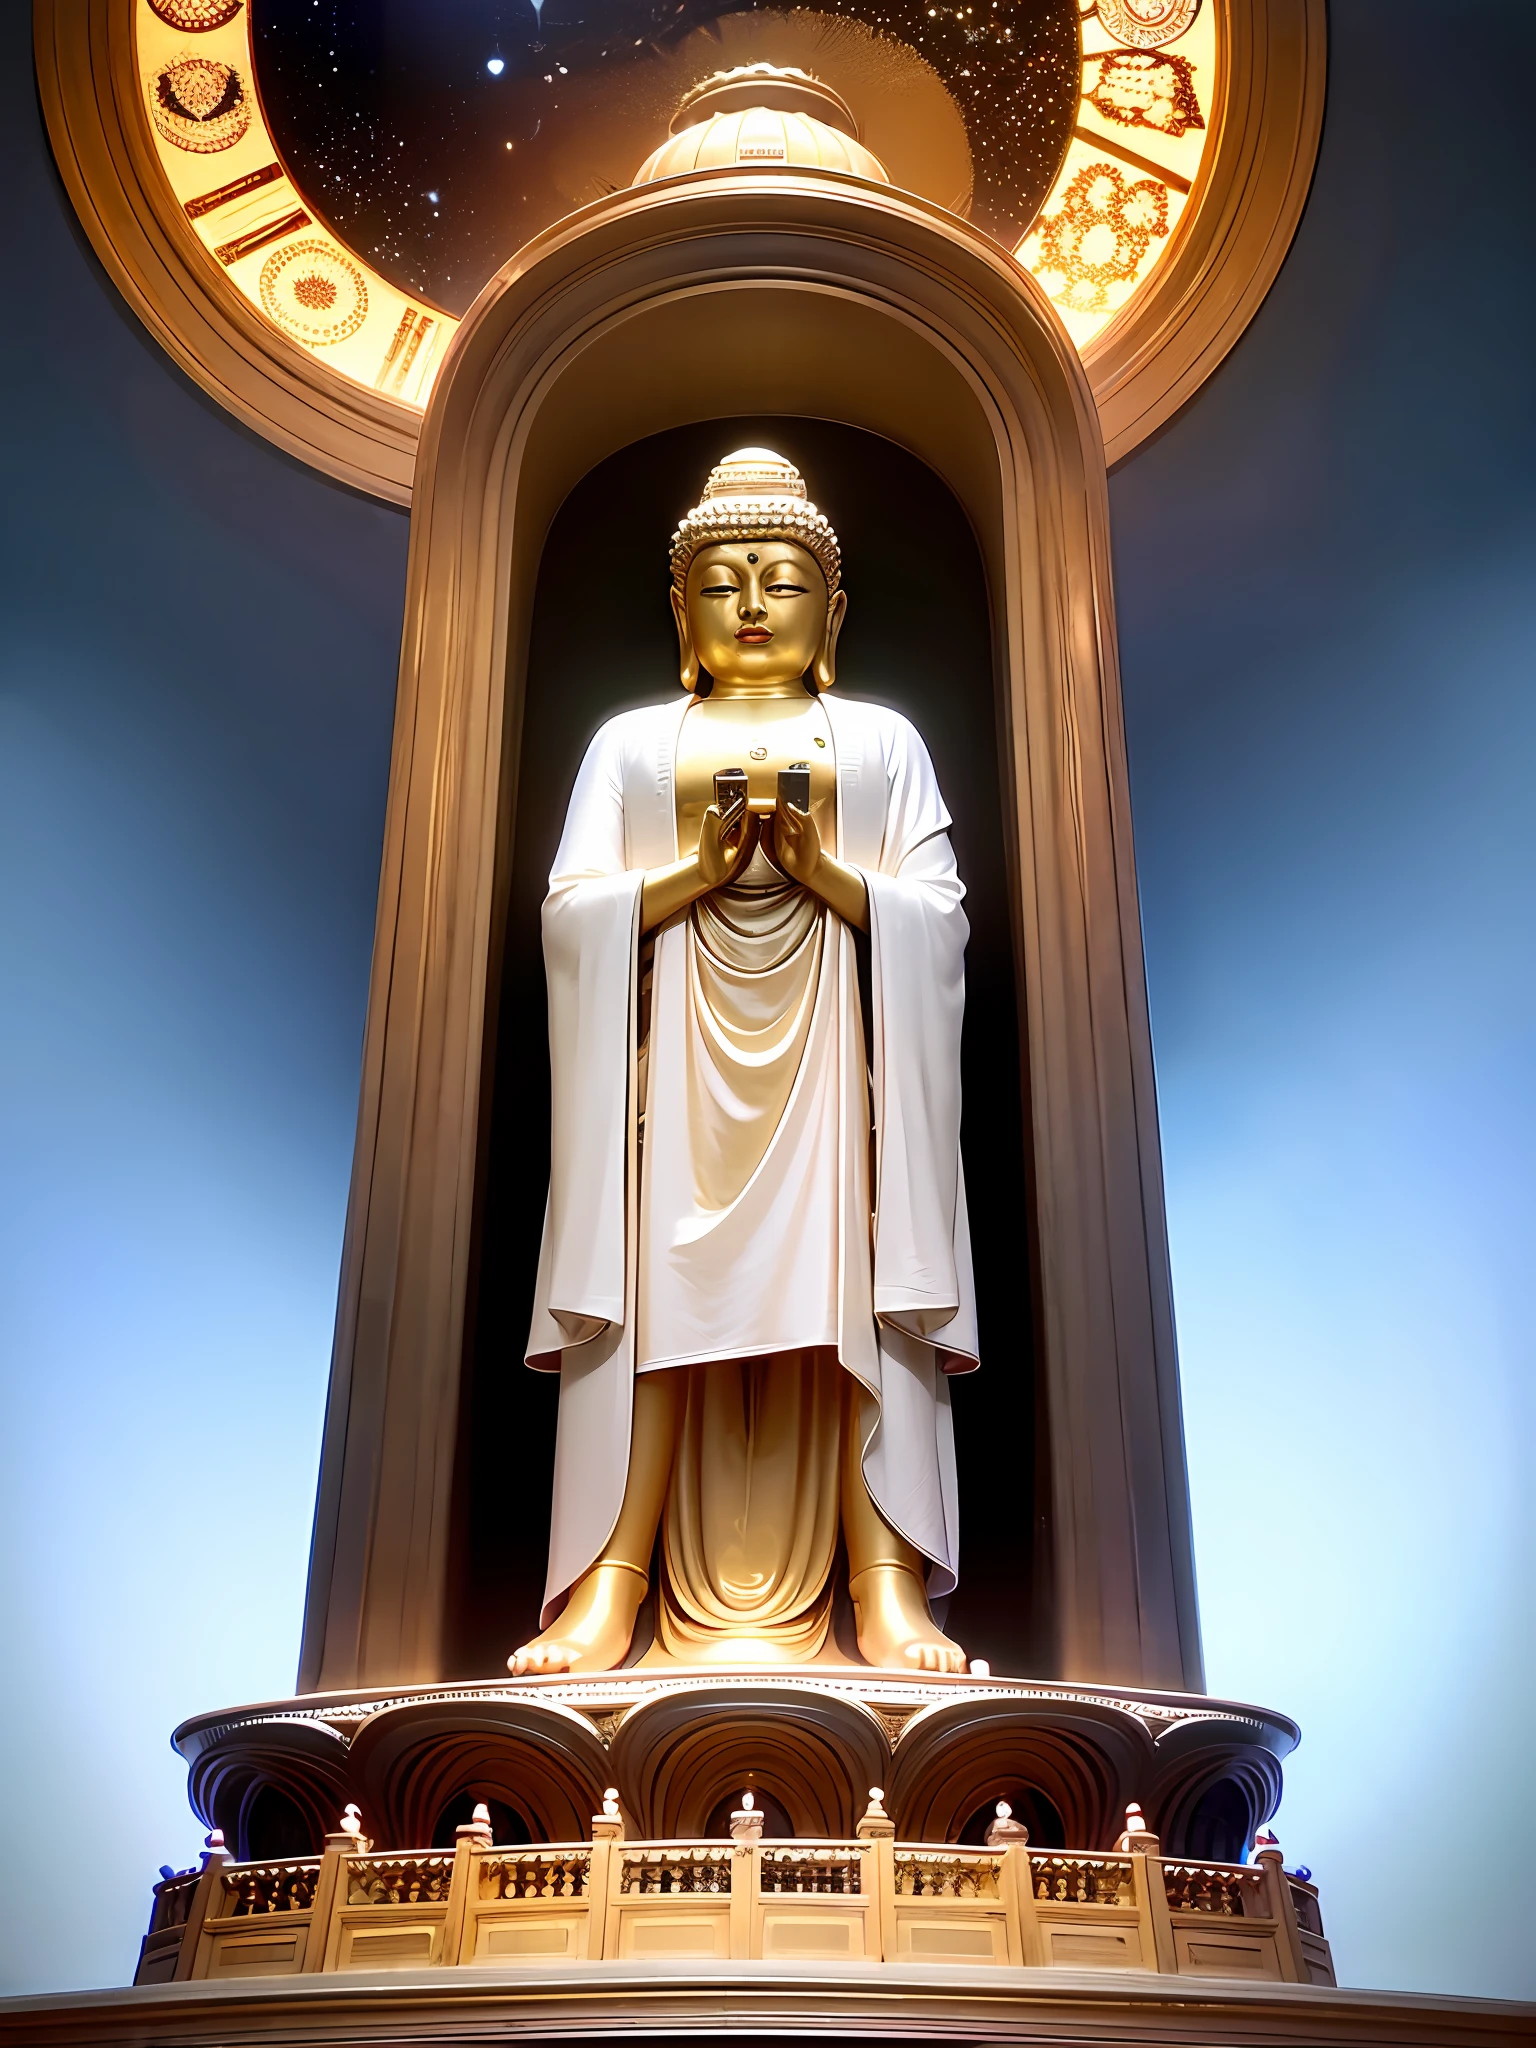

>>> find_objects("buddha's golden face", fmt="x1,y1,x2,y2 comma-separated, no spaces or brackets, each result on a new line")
673,539,846,691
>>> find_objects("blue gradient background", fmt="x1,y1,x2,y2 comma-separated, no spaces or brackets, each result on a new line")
2,0,1532,2003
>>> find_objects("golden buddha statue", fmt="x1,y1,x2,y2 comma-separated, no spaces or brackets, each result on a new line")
512,450,979,1677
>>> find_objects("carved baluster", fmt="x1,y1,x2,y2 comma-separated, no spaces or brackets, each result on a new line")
1252,1833,1307,1983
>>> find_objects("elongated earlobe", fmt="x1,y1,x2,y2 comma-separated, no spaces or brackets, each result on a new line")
671,585,699,691
813,589,848,691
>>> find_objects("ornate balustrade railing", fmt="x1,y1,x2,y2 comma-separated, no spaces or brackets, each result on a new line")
1030,1852,1135,1907
135,1824,1334,1986
146,1871,200,1933
343,1852,454,1907
480,1850,592,1902
1162,1859,1269,1917
761,1844,867,1895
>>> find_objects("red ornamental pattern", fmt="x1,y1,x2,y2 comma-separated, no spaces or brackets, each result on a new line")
148,55,251,154
1096,0,1201,50
259,240,369,346
1036,163,1171,313
147,0,243,30
1084,50,1204,138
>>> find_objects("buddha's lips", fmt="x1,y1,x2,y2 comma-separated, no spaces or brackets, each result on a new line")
735,627,772,643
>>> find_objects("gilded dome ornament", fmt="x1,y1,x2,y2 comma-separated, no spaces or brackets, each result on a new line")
634,66,890,189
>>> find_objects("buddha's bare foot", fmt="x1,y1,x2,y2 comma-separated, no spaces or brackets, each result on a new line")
849,1564,968,1675
508,1563,648,1676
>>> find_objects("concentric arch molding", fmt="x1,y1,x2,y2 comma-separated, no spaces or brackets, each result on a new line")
169,1671,1298,1856
34,0,420,502
36,0,1323,501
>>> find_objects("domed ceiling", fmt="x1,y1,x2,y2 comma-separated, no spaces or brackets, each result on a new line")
130,0,1219,410
254,1,1082,319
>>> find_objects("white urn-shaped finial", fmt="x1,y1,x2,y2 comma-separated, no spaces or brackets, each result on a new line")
857,1786,895,1840
985,1799,1030,1849
1115,1801,1160,1855
324,1803,372,1855
592,1788,624,1842
730,1789,765,1843
455,1801,495,1849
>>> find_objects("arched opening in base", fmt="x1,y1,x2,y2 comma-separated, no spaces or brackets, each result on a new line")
958,1785,1067,1850
430,1792,532,1850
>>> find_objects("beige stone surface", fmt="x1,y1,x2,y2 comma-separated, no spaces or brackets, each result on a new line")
3,1962,1529,2046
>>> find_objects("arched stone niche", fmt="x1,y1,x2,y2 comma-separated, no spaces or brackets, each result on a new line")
299,169,1201,1700
460,415,1029,1676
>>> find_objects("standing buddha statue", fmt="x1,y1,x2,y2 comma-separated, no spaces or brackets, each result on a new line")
512,449,979,1676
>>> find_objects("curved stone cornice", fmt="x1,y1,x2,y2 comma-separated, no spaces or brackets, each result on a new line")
172,1669,1301,1756
34,0,421,502
1084,0,1326,462
9,1967,1526,2043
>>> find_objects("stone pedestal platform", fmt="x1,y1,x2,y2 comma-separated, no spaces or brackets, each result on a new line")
2,1964,1531,2046
119,1669,1342,1998
6,1671,1531,2042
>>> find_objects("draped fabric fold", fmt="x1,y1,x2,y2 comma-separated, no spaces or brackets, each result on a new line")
659,1348,843,1661
528,693,977,1630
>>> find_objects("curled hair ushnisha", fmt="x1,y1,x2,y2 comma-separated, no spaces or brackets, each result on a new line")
669,457,842,592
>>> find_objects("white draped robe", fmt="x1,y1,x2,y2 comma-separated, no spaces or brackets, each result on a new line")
527,693,978,1627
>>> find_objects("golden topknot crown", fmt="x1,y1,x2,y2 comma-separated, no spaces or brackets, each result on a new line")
670,448,841,592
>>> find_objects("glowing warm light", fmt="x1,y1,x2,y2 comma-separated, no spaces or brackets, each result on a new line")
1016,3,1216,350
132,0,457,407
129,0,1221,395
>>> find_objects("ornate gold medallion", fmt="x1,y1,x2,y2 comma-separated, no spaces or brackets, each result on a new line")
1097,0,1202,49
148,54,250,153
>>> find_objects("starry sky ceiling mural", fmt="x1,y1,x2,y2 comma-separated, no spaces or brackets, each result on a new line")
131,0,1219,411
255,0,1081,316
